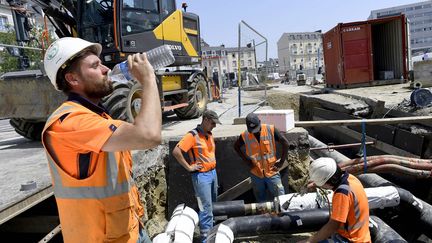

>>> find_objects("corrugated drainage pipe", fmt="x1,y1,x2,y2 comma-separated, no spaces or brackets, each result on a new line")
207,209,330,243
153,204,198,243
358,174,432,239
369,215,407,243
308,135,350,163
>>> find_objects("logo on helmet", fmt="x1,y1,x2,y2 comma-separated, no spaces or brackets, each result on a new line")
46,43,59,60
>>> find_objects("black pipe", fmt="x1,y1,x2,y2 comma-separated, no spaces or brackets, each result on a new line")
213,200,247,218
369,215,407,243
358,174,432,239
213,200,277,218
207,209,330,242
209,206,412,243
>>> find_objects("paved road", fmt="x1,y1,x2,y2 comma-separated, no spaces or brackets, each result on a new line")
0,119,51,224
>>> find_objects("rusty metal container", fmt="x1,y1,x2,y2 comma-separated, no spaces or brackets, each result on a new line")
323,15,409,88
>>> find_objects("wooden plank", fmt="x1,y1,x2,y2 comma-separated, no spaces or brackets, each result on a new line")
295,115,432,127
349,124,395,145
312,116,419,158
313,107,396,144
394,129,424,156
217,178,252,202
313,107,353,120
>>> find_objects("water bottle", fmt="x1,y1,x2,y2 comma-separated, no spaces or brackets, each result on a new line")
108,45,175,83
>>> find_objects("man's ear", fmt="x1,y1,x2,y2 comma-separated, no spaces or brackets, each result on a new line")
64,72,80,87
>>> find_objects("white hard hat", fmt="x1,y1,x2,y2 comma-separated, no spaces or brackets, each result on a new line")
309,157,337,187
43,37,102,90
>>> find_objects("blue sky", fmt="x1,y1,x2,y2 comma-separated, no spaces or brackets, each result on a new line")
177,0,425,59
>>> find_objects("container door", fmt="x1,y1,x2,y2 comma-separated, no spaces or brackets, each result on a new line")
323,25,343,86
341,23,373,84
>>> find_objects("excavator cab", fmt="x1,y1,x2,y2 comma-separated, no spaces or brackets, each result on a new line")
78,0,201,67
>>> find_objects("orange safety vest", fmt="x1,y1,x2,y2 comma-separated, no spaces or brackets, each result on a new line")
241,124,278,178
42,102,143,243
186,128,216,172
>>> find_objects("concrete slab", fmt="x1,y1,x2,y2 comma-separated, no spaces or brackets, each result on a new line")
0,119,52,225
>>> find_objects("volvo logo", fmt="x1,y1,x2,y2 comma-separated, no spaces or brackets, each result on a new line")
168,45,182,51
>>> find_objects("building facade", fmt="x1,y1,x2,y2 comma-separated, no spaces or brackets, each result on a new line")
201,45,256,76
0,0,14,32
277,31,323,80
369,0,432,54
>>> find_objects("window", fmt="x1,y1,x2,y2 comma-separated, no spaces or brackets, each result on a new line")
161,0,175,17
248,52,251,58
222,60,226,66
0,16,8,32
233,61,237,67
241,60,244,66
221,51,226,56
211,50,216,56
248,60,252,66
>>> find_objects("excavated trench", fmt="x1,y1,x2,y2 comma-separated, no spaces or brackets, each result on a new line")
133,131,311,240
133,87,432,242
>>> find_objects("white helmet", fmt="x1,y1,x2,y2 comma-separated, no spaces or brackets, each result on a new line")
44,37,102,90
309,157,337,187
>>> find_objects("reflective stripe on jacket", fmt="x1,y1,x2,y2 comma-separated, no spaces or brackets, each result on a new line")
186,129,216,172
241,124,277,178
42,101,142,243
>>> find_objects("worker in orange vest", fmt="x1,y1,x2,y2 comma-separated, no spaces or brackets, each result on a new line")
41,37,161,243
234,112,289,202
172,110,221,243
299,158,371,243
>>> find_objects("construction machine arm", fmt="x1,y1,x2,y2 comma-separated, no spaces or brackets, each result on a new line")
7,0,77,38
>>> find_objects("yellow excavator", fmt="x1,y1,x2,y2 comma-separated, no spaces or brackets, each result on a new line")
1,0,208,140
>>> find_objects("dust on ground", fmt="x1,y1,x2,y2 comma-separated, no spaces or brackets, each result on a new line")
266,90,301,120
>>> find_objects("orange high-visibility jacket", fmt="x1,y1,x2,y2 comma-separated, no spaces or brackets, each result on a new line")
181,128,216,172
241,124,278,178
42,101,143,243
332,173,371,242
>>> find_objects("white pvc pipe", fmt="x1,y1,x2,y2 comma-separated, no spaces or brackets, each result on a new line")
278,186,400,213
152,204,199,243
210,186,400,243
212,224,234,243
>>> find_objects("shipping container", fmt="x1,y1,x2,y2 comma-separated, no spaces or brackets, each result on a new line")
323,15,409,88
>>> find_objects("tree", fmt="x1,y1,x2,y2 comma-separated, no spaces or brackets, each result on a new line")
0,23,56,74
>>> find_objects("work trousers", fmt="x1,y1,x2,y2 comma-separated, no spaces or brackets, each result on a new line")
191,169,218,243
137,226,152,243
250,172,285,203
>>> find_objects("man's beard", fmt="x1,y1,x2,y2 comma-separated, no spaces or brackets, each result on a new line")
83,76,114,99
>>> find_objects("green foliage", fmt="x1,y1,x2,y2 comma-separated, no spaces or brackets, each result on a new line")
0,29,18,73
0,24,56,74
